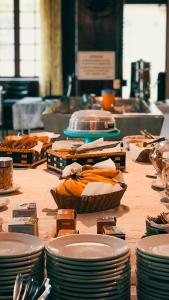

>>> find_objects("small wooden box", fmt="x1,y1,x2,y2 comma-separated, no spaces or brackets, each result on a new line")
97,217,116,234
12,203,37,218
56,209,77,235
8,217,39,236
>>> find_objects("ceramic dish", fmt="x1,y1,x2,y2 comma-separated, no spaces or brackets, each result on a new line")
46,251,130,268
137,234,169,258
46,234,129,261
0,232,44,257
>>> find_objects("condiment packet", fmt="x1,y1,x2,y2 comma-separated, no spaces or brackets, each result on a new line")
52,140,82,151
31,141,43,153
76,138,104,151
93,158,116,169
62,162,82,177
81,182,122,196
129,143,145,161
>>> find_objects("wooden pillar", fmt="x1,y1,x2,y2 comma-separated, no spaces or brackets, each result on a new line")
75,0,124,96
166,0,169,98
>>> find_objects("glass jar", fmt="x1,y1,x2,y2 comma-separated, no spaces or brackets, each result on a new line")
149,139,169,175
101,89,115,111
0,157,13,190
162,159,169,197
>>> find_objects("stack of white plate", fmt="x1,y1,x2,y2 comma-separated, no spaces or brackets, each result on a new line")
137,234,169,300
0,232,45,300
46,234,130,300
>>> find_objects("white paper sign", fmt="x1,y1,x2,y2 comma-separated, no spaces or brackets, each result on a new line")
77,51,115,80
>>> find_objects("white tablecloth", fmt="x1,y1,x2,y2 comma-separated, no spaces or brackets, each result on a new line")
12,97,52,130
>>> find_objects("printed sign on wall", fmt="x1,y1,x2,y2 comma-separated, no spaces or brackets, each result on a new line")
77,51,115,80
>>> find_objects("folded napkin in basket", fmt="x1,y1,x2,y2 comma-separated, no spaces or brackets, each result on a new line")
81,182,122,196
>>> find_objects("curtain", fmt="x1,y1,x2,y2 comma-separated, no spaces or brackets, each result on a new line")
40,0,63,96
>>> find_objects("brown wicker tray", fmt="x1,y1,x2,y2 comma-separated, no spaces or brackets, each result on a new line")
50,183,127,213
47,149,126,172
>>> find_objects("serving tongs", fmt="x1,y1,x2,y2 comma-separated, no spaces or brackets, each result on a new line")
70,141,122,155
143,137,166,147
140,129,154,139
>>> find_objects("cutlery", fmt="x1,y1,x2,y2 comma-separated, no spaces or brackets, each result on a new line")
143,137,165,147
70,141,122,154
21,277,34,300
140,129,154,139
13,274,23,300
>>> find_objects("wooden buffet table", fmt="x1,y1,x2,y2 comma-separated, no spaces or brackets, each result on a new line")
0,153,166,299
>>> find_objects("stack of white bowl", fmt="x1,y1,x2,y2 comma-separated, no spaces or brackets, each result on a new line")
0,232,45,300
46,234,130,300
137,234,169,300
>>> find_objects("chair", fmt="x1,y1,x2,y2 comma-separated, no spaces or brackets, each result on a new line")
2,82,29,134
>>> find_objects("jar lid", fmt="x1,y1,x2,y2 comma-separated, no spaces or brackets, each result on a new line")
0,157,13,168
101,89,114,95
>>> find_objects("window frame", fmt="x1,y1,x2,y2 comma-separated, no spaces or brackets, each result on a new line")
0,0,39,79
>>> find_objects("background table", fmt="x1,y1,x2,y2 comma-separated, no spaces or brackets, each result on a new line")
0,153,166,299
12,97,52,130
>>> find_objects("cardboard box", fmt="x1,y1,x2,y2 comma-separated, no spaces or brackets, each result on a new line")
8,217,39,236
12,203,37,218
97,216,116,234
56,209,77,235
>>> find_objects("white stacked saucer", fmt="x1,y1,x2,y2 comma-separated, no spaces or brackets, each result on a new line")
0,232,45,300
46,234,130,300
137,234,169,300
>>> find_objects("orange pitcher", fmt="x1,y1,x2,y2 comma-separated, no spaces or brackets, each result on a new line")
101,89,115,111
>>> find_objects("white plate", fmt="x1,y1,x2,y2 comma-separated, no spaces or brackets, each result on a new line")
0,232,44,257
50,276,130,289
46,259,129,276
0,184,20,195
51,286,130,299
46,234,129,261
47,263,130,280
137,234,169,258
46,251,130,266
47,269,130,283
0,250,44,263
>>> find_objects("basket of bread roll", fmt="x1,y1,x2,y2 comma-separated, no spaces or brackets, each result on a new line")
51,160,127,212
0,134,54,167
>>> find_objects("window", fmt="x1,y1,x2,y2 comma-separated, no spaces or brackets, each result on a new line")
0,0,40,77
123,4,166,101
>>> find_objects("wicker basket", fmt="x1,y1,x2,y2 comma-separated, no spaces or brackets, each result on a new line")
50,183,127,213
